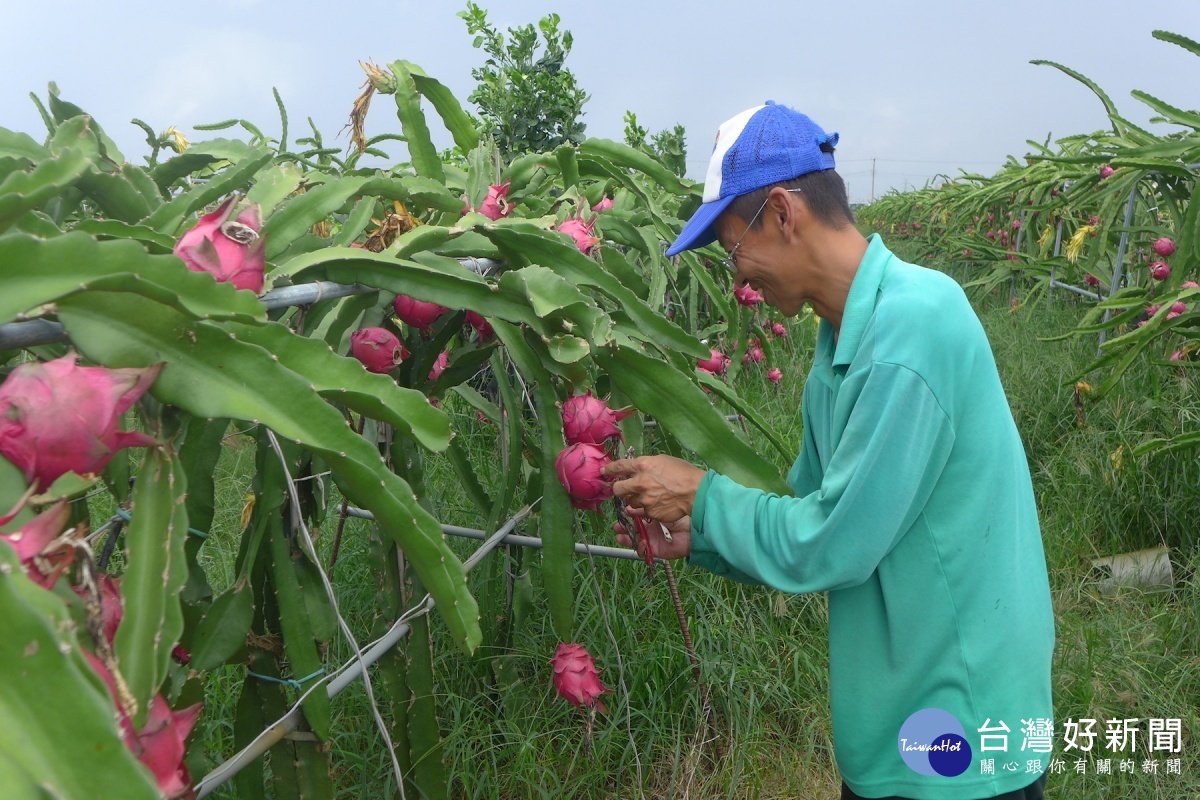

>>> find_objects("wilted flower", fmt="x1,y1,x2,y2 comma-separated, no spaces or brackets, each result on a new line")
349,328,408,374
554,443,613,511
173,196,266,293
0,355,159,491
551,642,610,711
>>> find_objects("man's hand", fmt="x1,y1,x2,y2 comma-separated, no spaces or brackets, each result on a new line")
613,513,692,561
602,455,705,524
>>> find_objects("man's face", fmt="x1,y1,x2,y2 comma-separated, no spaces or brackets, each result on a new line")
714,200,803,316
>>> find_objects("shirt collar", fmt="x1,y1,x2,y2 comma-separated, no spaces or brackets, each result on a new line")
815,233,893,370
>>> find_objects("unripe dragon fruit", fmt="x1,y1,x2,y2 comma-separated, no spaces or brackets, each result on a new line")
554,443,614,511
1150,261,1171,282
0,355,160,491
1152,237,1176,258
696,349,731,376
173,195,266,293
767,368,783,384
349,327,408,374
551,642,610,712
393,294,449,330
562,391,634,446
734,283,764,307
556,216,600,255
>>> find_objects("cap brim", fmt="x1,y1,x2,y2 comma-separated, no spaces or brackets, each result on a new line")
665,194,736,257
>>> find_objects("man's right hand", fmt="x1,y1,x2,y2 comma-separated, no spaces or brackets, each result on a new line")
613,511,692,561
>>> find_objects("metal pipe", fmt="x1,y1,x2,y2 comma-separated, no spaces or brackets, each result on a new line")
1049,279,1106,300
344,507,643,562
0,260,504,351
193,507,530,798
1099,184,1141,349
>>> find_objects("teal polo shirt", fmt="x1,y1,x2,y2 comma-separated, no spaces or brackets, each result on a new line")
689,234,1054,799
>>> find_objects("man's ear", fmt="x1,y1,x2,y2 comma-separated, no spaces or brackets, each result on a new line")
766,186,804,241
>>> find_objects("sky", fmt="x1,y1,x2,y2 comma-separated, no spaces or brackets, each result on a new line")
2,0,1198,205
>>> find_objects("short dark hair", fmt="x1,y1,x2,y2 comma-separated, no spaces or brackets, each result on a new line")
728,157,854,230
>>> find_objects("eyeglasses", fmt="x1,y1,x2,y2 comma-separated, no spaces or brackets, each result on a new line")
719,188,804,274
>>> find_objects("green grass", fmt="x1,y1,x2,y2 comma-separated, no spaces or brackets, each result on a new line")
175,248,1199,799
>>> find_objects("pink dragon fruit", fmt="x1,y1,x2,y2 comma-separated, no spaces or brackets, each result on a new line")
772,322,787,337
554,443,614,512
696,349,731,376
478,181,512,220
0,500,71,588
173,195,266,293
1012,218,1022,230
393,295,449,330
1182,281,1200,290
464,311,495,341
1099,165,1114,179
1152,237,1176,258
349,327,408,374
556,216,600,255
767,368,783,384
734,283,764,307
1170,350,1185,362
562,391,634,445
742,347,765,364
551,642,611,712
0,355,160,491
591,195,614,212
1150,261,1171,282
1085,274,1100,287
1170,301,1187,316
428,351,449,382
83,650,201,799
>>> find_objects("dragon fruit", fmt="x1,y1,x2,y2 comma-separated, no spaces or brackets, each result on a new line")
696,349,731,376
734,283,764,307
173,195,266,293
767,368,783,384
556,216,600,255
349,327,408,374
551,642,610,712
562,391,634,446
461,181,512,220
554,443,613,511
393,295,449,330
1099,165,1114,179
0,500,71,587
428,351,449,382
0,355,160,491
1182,281,1200,290
592,196,614,212
1152,237,1176,258
742,347,765,364
83,651,201,799
1150,262,1171,282
772,322,787,337
1085,274,1100,287
464,311,495,341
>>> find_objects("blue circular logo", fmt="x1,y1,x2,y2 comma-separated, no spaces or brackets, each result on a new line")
898,708,972,777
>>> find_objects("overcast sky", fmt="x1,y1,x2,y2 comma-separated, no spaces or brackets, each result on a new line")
3,0,1198,204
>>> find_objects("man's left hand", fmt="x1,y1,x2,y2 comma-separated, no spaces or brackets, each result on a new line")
602,455,705,524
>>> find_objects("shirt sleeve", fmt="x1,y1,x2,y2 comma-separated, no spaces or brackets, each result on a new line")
687,360,955,594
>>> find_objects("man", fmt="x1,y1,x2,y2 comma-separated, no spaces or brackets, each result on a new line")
602,101,1055,800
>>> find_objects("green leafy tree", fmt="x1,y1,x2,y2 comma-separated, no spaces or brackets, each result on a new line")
458,2,589,157
623,110,688,179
